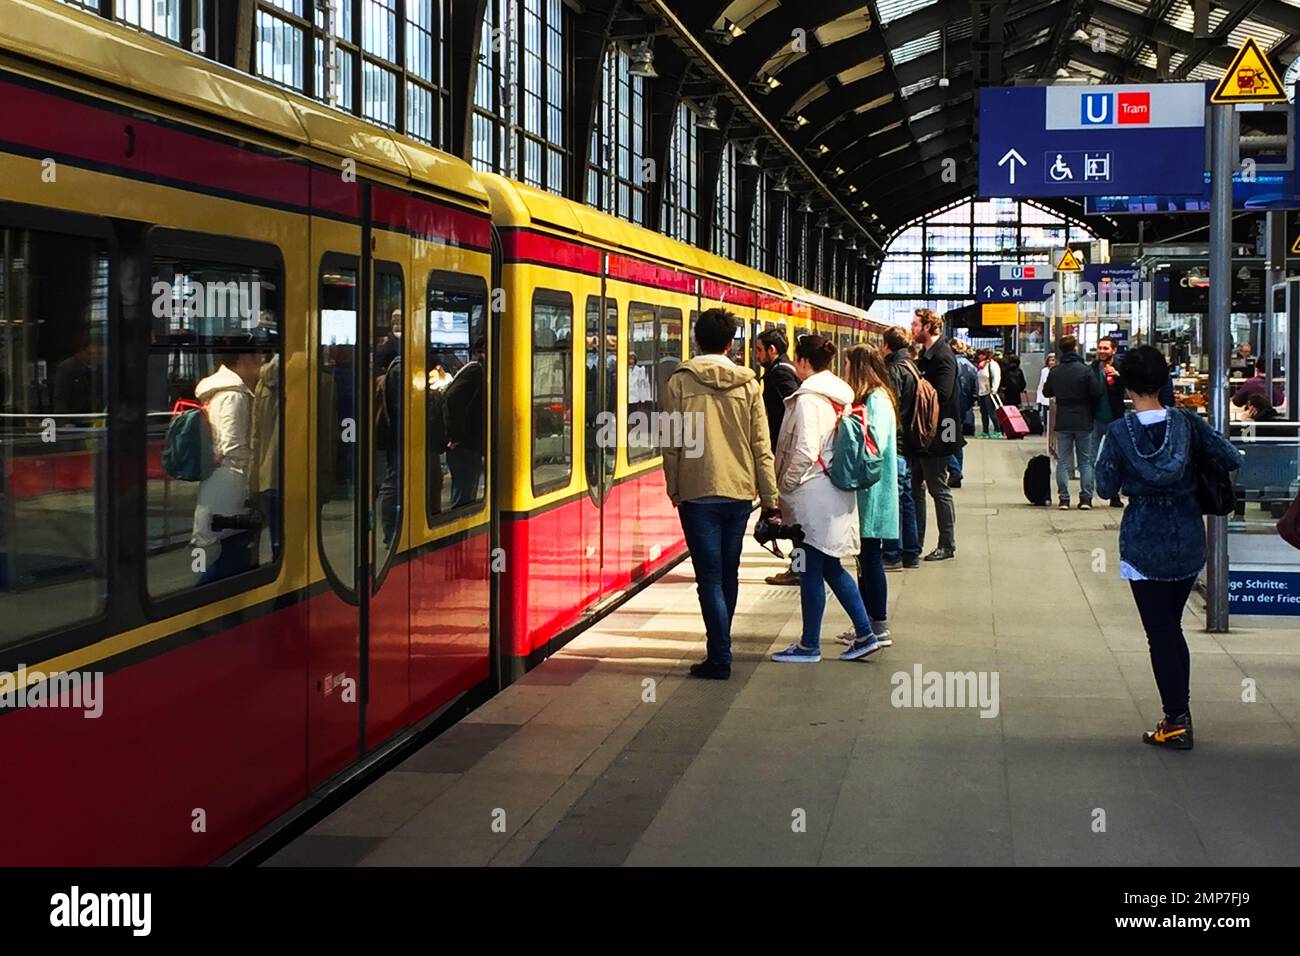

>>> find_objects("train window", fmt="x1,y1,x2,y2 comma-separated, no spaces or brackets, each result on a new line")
584,296,617,492
373,263,404,580
0,226,110,646
658,305,684,405
531,289,573,494
147,243,282,599
427,272,487,521
318,257,358,594
627,302,656,461
729,318,745,364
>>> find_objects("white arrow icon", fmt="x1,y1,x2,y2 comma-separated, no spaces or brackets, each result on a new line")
982,285,995,296
998,148,1027,185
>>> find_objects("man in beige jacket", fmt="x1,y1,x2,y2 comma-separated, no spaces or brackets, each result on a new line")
662,308,779,680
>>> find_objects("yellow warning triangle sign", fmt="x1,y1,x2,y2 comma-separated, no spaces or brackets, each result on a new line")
1292,233,1300,255
1056,248,1083,272
1211,37,1287,104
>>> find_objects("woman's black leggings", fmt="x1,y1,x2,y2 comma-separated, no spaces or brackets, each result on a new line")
1129,576,1197,720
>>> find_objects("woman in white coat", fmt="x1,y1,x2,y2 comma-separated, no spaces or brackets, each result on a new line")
191,349,262,585
771,334,881,663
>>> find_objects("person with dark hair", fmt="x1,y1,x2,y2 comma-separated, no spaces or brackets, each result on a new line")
53,331,103,415
1243,392,1281,422
1231,356,1283,408
771,334,880,662
950,341,978,487
755,327,802,586
911,308,960,561
881,325,921,569
975,348,1001,437
1000,352,1027,408
662,308,779,680
444,338,485,508
1096,345,1242,750
1090,337,1127,507
1043,334,1103,509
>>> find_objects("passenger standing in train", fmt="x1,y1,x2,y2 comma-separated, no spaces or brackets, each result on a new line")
881,327,921,570
771,334,881,663
755,327,801,586
192,347,262,585
444,339,485,509
1095,346,1242,750
911,308,961,561
250,349,281,562
840,345,899,650
661,308,778,681
376,311,403,544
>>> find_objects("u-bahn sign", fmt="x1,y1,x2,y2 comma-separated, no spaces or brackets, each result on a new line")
978,83,1208,198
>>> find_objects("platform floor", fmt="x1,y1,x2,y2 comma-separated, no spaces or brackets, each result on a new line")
267,436,1300,867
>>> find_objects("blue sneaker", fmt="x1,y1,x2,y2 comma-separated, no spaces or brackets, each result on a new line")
772,643,821,663
838,635,882,661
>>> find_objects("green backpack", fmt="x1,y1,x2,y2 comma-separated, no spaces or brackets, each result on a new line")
162,399,215,482
818,398,884,492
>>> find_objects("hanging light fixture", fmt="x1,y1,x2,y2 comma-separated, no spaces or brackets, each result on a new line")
798,195,814,214
846,237,857,251
832,226,845,241
815,212,829,229
741,142,761,167
629,40,657,78
938,27,950,88
773,171,791,193
697,99,719,130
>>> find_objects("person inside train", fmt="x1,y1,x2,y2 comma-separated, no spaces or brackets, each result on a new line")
1242,392,1282,422
1231,356,1283,409
771,334,881,664
661,308,778,681
755,327,801,586
192,344,263,585
249,347,281,563
53,329,104,415
376,308,403,546
444,337,485,509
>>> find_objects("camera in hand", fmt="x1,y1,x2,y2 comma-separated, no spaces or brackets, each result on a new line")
210,510,264,533
754,512,803,553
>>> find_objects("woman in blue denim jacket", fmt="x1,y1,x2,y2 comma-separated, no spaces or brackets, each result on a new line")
1096,346,1243,751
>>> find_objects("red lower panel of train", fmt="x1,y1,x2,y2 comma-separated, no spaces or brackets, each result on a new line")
500,470,687,660
0,536,488,866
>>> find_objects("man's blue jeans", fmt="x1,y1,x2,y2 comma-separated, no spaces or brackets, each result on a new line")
948,444,964,479
797,542,872,650
1056,430,1095,501
883,455,921,563
678,499,751,666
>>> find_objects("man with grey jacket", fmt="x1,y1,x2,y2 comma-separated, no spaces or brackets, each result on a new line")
662,308,779,680
1043,334,1104,509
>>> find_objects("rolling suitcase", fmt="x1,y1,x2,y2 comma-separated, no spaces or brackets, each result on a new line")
996,402,1029,439
1023,454,1052,506
1020,404,1044,435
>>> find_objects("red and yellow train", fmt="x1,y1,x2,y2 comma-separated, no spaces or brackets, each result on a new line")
0,0,904,864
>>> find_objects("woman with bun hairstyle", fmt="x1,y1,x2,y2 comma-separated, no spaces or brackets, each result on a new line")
771,334,882,663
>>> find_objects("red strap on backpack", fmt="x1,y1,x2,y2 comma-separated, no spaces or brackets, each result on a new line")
815,397,878,477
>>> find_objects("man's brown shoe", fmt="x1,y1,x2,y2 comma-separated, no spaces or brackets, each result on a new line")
765,569,800,585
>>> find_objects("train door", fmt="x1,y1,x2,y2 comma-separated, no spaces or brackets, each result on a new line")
365,252,409,747
583,262,617,596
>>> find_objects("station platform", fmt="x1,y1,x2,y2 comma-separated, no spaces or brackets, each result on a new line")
266,436,1300,867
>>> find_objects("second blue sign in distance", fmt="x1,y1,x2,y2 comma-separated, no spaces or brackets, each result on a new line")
978,83,1208,199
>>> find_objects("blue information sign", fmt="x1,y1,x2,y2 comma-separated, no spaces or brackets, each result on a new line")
1082,265,1139,285
978,83,1208,198
1229,570,1300,615
1083,170,1298,214
976,265,1054,303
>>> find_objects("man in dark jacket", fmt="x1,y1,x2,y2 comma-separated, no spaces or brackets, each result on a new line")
911,308,961,561
755,327,801,585
444,340,486,509
1043,334,1103,509
882,326,921,569
1090,336,1126,507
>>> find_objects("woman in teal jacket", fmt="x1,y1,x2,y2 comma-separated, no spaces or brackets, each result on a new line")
842,345,900,647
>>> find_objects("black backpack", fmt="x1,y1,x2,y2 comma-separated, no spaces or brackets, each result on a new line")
1023,454,1051,506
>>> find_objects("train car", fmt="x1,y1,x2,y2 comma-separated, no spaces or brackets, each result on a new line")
0,0,906,865
0,0,496,865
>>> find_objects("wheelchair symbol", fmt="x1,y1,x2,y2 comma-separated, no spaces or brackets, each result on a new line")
1049,154,1074,181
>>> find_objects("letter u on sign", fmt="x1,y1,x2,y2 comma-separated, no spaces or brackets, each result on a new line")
1081,93,1111,125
